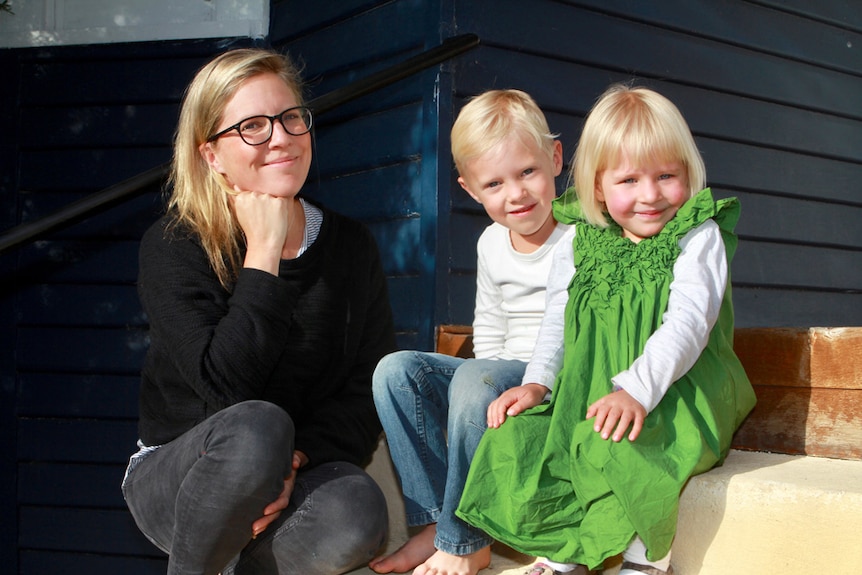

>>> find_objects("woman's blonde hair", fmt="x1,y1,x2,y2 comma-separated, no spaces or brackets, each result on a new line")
450,89,558,176
571,84,706,227
168,48,305,288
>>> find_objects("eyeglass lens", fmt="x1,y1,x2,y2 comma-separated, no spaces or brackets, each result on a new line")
239,108,312,145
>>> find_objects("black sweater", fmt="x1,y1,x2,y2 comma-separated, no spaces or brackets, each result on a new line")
136,203,395,467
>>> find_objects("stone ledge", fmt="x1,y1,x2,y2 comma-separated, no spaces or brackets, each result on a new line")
353,326,862,574
672,449,862,574
354,447,862,575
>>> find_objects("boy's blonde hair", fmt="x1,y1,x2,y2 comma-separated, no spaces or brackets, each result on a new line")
451,89,558,175
168,48,305,289
572,84,706,227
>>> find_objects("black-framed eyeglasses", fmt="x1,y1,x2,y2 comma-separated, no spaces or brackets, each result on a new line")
207,106,313,146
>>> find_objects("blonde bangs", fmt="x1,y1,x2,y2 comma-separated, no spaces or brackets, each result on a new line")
451,89,557,175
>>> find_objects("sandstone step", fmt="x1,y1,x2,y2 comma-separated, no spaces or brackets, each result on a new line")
671,449,862,574
351,447,862,575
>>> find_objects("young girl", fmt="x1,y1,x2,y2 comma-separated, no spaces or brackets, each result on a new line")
456,84,756,575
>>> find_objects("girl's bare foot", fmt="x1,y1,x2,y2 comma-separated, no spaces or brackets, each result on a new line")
369,524,437,573
413,546,491,575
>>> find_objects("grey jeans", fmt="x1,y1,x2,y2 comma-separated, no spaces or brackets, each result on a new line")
122,400,388,574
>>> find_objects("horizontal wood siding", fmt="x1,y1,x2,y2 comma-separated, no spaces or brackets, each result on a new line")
0,47,21,574
445,0,862,329
0,38,258,573
271,0,453,349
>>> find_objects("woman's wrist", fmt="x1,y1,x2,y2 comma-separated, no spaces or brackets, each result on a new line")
243,247,281,276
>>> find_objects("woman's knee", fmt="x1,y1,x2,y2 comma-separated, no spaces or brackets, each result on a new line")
209,401,294,473
295,465,388,571
330,471,388,545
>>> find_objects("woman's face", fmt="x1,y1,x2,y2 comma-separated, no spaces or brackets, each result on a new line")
200,73,312,198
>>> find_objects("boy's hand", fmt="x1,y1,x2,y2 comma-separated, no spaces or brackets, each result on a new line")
586,388,647,442
487,383,548,428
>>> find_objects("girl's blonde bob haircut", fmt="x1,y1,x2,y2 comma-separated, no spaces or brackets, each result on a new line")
450,89,558,176
572,84,706,227
168,48,305,289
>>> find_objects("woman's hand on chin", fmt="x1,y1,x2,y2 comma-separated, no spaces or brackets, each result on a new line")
232,186,291,275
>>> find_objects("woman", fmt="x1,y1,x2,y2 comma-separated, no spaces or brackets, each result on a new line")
122,47,395,575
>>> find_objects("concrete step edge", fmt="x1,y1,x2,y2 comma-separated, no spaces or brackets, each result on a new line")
357,446,862,575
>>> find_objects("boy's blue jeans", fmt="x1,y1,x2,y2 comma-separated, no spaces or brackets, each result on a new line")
122,400,388,575
373,351,525,556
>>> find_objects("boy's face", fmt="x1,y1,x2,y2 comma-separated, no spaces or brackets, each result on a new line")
458,135,563,252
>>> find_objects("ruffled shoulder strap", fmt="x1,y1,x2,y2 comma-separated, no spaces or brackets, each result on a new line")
552,187,589,225
665,188,741,259
714,194,741,261
664,188,715,236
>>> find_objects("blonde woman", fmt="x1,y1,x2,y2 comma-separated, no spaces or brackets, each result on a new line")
122,48,395,575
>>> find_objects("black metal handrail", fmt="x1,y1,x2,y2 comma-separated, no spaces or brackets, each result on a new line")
0,33,479,255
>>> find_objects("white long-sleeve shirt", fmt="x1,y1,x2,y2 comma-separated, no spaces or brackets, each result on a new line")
472,221,572,361
522,219,727,412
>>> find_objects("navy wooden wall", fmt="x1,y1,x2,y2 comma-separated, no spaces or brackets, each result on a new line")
0,45,20,575
270,0,458,351
0,0,860,573
0,38,261,574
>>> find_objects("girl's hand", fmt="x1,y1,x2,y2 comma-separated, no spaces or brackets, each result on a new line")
586,388,647,442
232,187,292,275
251,451,306,538
487,383,548,428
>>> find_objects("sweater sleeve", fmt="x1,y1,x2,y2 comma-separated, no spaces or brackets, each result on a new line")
138,220,298,412
611,220,727,412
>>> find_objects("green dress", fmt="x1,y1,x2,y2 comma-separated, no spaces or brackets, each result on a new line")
456,188,756,569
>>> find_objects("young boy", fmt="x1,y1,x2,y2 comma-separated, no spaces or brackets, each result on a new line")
369,90,567,575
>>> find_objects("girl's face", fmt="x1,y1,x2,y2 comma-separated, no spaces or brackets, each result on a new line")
200,73,311,198
596,153,689,243
458,134,563,253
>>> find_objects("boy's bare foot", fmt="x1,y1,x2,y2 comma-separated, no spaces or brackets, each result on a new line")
369,524,437,573
413,546,491,575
